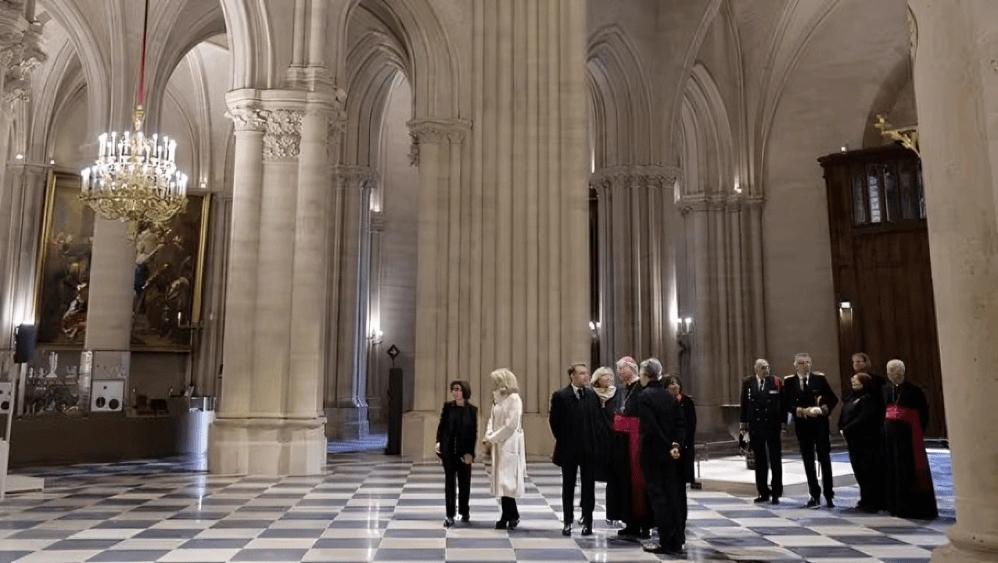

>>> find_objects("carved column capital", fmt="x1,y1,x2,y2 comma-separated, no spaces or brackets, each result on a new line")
226,106,268,132
263,109,304,161
406,117,473,166
589,165,683,192
331,165,377,191
0,5,44,108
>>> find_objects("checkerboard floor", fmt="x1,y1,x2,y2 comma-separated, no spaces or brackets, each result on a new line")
1,452,954,562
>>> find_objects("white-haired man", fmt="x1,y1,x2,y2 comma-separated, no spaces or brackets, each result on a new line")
609,356,652,539
783,352,838,508
883,359,938,519
636,358,686,554
740,358,784,504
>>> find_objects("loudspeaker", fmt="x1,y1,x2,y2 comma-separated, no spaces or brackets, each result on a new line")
0,381,11,413
90,380,124,412
13,324,36,364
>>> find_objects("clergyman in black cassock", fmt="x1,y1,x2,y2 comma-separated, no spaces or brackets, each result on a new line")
607,356,653,539
883,360,938,520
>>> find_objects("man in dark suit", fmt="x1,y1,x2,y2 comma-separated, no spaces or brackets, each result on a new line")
852,352,888,391
636,358,686,555
783,352,839,508
549,362,603,536
740,358,784,504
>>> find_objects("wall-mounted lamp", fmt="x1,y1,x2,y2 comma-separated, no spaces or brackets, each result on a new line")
368,324,384,344
733,181,742,194
589,320,600,340
675,317,694,336
838,301,852,310
840,144,849,153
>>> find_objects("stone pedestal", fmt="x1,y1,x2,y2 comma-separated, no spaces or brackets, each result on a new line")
324,406,369,440
208,417,326,476
908,2,998,561
401,410,436,460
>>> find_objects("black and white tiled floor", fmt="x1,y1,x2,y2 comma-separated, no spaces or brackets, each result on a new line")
1,451,954,562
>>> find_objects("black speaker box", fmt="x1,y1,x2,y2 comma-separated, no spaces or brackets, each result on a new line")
14,324,36,364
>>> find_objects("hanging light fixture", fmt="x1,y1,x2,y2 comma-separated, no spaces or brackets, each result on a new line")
80,0,188,226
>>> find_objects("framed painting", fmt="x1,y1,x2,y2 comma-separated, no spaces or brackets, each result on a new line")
34,172,95,347
130,193,210,350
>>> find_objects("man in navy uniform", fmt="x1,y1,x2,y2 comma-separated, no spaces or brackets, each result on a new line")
783,352,839,508
740,358,784,504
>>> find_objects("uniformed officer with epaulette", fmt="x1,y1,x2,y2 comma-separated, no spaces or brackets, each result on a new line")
739,358,784,504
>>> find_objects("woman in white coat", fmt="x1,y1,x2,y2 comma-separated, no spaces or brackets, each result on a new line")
483,368,527,530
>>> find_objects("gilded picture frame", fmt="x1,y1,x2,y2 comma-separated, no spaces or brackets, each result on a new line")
33,172,211,351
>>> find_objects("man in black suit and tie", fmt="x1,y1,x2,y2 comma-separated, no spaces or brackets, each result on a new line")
740,358,784,504
549,362,603,536
783,352,839,508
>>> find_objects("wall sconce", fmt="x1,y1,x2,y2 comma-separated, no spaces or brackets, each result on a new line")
676,317,694,336
368,324,384,344
589,320,600,340
838,300,852,310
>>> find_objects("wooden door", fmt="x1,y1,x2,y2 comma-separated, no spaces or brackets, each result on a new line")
820,146,946,437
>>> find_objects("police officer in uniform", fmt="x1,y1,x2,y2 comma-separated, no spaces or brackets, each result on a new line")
739,358,784,504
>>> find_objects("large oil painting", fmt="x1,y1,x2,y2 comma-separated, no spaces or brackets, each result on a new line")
130,194,209,350
35,173,94,346
35,172,210,351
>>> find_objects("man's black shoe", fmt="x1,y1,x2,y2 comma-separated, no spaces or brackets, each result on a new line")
507,518,519,530
771,497,780,505
753,496,770,503
638,528,651,540
826,498,835,508
460,513,470,523
806,498,820,508
494,519,508,530
581,524,593,536
562,524,572,536
444,517,454,528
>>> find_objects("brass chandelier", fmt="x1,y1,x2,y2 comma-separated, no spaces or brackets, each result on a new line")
80,0,188,226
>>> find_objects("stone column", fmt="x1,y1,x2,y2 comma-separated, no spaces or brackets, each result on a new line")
324,165,375,440
398,0,589,460
366,210,385,424
590,165,681,369
0,163,48,347
907,2,998,561
209,89,334,475
746,197,767,358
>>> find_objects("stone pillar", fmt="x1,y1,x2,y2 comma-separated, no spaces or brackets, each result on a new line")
746,197,767,358
401,0,589,459
907,2,998,561
209,89,338,475
0,163,48,347
366,210,385,425
324,165,375,440
680,198,719,428
590,165,681,370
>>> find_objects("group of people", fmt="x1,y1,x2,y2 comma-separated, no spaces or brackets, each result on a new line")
431,350,939,558
434,357,695,555
740,352,938,520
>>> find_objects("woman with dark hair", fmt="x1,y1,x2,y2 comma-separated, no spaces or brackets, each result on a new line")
665,375,698,487
435,380,478,527
838,372,885,512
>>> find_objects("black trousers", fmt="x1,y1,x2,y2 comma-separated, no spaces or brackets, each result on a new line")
443,460,471,518
796,426,834,501
500,496,520,521
846,434,883,510
560,461,595,524
750,428,783,498
643,460,686,549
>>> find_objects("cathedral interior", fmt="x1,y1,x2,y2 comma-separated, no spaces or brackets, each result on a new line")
0,0,995,562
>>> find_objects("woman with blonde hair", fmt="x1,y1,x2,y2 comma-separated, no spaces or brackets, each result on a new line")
483,368,526,529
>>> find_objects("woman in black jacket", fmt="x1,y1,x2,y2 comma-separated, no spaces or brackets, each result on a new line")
435,380,478,527
665,375,698,487
838,373,885,512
